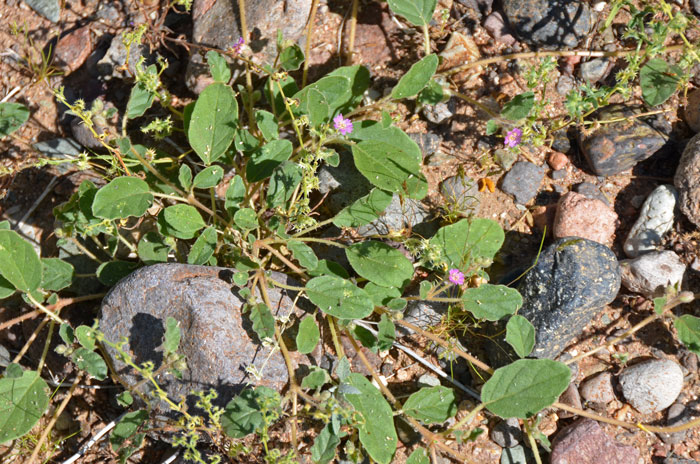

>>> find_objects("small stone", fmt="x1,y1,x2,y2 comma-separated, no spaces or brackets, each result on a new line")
579,105,669,176
501,0,593,48
674,132,700,228
573,182,610,206
623,185,678,257
54,26,93,73
500,161,545,205
551,130,572,154
551,169,567,181
550,419,640,464
518,238,620,359
556,75,576,95
531,204,557,235
618,359,684,414
438,32,481,70
408,132,441,158
680,350,698,374
658,402,694,444
548,152,569,170
24,0,60,22
401,300,448,334
558,383,582,418
683,88,700,133
580,58,609,83
490,418,522,448
620,250,686,298
494,149,517,170
441,176,480,214
553,192,617,246
579,371,616,404
422,98,456,124
417,374,441,388
664,456,699,464
500,444,529,464
483,12,516,45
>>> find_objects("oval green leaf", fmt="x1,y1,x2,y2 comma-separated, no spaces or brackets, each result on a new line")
71,347,108,380
640,58,681,107
296,316,320,354
97,261,139,286
246,139,293,183
92,177,153,220
233,208,258,230
333,188,393,228
505,315,536,358
674,315,700,356
481,359,570,418
429,218,504,270
403,386,457,424
391,54,439,100
138,232,170,264
461,284,522,321
187,227,218,265
501,92,535,120
0,368,50,444
352,140,421,193
0,102,30,138
159,205,206,239
345,241,413,288
188,82,238,164
288,240,318,271
192,165,224,189
386,0,437,26
40,258,74,292
0,230,42,293
305,276,374,319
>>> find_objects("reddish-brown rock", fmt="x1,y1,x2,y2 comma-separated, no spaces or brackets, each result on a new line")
553,191,617,246
551,419,640,464
54,26,93,73
548,151,569,171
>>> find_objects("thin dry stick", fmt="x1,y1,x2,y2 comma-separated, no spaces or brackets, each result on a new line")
237,0,255,132
28,373,83,464
61,411,128,464
0,309,41,331
345,0,358,65
12,316,49,364
302,0,320,88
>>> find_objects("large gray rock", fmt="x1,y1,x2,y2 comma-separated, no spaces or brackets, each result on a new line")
517,238,620,359
99,264,307,414
620,250,686,298
675,132,700,228
623,185,678,257
618,358,683,414
501,0,593,48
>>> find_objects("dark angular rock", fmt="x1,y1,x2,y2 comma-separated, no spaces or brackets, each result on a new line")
517,238,620,359
674,132,700,228
572,182,610,206
550,419,640,464
501,0,593,48
24,0,60,22
579,105,669,176
99,264,308,415
500,161,545,204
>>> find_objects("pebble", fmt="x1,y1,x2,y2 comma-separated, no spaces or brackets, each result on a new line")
422,98,457,124
551,130,572,154
54,26,93,73
618,358,684,414
500,444,529,464
500,161,545,204
490,418,522,448
579,105,669,176
440,175,480,215
620,250,686,298
579,371,616,404
658,402,693,444
556,75,576,95
553,192,617,246
501,0,593,48
550,419,640,464
99,264,306,415
401,300,448,335
674,132,700,228
408,132,441,158
580,58,609,83
572,182,610,206
24,0,60,22
623,185,678,257
683,88,700,132
517,238,620,359
550,169,567,181
548,152,569,171
558,383,583,418
483,12,516,45
494,149,517,171
693,0,700,15
96,35,154,79
417,374,441,388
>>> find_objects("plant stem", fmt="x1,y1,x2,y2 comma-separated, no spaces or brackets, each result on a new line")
237,0,255,133
422,23,430,56
302,0,320,88
346,0,358,65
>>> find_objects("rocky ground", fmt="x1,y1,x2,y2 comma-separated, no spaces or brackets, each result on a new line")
1,0,700,463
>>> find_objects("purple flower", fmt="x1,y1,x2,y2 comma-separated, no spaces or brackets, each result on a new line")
504,127,522,148
232,37,244,55
448,269,465,286
333,114,353,135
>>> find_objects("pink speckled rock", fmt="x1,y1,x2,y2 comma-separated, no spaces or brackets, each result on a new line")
551,419,639,464
553,192,617,246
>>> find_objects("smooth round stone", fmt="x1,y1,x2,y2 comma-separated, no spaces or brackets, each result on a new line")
417,374,441,388
501,0,593,48
580,58,609,84
683,88,700,133
618,359,684,414
553,191,617,246
620,250,686,298
674,132,700,228
579,371,616,404
623,185,678,257
440,175,480,214
490,418,522,448
500,161,545,205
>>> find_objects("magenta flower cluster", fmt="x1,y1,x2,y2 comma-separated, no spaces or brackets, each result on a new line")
448,269,465,286
504,128,522,148
333,113,353,135
232,37,244,55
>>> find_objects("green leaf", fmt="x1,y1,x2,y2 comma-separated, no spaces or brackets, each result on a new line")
653,297,667,315
164,316,181,354
333,188,393,228
0,102,30,138
391,54,439,100
116,391,133,407
40,258,74,292
505,315,536,358
307,260,350,279
187,227,218,265
419,280,432,299
501,92,535,120
192,165,224,189
249,303,275,340
345,241,413,288
296,316,320,354
0,275,14,299
206,50,231,83
246,139,293,183
350,121,422,161
280,44,304,71
301,366,329,389
481,359,570,418
461,284,522,321
225,175,246,213
403,386,457,424
486,119,499,135
377,314,395,351
255,109,279,141
75,325,96,350
158,205,206,239
352,140,421,193
386,0,437,26
178,164,192,190
110,410,148,449
429,218,504,270
352,325,378,352
267,161,303,208
97,261,138,286
406,447,430,464
138,232,170,264
92,177,153,220
188,82,238,164
364,282,401,306
674,315,700,355
306,276,374,319
0,368,50,444
0,230,42,293
417,79,444,105
343,373,397,464
288,240,319,271
640,58,681,107
233,208,258,230
58,324,74,344
71,347,108,380
126,83,154,120
311,423,340,464
222,387,279,438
